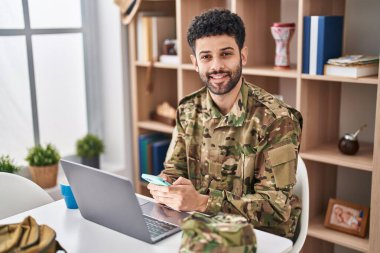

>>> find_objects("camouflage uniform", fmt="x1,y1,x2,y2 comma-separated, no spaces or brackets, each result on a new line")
162,79,303,239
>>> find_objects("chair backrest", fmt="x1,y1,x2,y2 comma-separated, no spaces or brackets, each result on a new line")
0,172,53,220
290,157,309,253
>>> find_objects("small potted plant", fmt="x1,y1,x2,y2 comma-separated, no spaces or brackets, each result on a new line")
0,155,21,174
25,143,60,189
76,133,104,169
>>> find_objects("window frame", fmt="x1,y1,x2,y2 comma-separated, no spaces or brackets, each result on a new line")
0,0,100,148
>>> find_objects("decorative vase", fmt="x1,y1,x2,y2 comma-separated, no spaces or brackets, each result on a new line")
270,22,295,69
28,164,58,189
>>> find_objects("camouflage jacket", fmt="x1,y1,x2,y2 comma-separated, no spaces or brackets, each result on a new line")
162,80,303,238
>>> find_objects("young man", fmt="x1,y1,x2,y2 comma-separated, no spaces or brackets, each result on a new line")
147,8,302,239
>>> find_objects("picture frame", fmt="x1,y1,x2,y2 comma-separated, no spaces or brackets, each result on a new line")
324,198,369,237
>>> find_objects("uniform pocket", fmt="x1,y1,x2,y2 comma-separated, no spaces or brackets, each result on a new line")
266,143,297,188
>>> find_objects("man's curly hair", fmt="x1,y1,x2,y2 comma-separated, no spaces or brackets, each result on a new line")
187,8,245,53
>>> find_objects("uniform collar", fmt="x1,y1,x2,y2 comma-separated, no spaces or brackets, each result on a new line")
204,79,248,128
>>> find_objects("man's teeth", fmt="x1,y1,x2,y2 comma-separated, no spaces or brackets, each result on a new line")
210,73,227,79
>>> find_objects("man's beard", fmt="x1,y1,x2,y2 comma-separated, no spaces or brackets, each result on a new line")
199,60,242,95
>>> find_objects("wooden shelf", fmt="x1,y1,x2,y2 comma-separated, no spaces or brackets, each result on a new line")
301,142,373,172
243,65,297,78
308,216,369,252
135,61,178,69
302,74,378,85
138,120,174,134
181,64,195,71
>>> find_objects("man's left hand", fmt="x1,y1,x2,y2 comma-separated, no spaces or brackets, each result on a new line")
147,177,208,212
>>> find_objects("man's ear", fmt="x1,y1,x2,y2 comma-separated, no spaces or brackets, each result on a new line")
190,54,199,72
241,46,248,66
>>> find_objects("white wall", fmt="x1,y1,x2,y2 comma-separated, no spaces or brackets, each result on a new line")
279,0,298,108
336,0,379,252
95,0,133,180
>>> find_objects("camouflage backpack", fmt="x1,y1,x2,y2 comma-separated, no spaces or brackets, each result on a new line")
0,216,66,253
180,213,256,253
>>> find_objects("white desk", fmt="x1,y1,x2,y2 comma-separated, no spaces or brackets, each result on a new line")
0,199,293,253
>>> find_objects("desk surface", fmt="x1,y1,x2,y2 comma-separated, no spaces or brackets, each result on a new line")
0,199,292,253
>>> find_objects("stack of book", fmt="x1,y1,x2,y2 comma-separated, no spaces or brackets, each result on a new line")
138,133,171,179
302,16,343,75
324,55,379,78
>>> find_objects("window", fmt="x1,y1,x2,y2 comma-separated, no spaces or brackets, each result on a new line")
0,0,92,164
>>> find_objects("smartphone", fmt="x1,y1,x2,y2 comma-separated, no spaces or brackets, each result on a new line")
141,174,171,186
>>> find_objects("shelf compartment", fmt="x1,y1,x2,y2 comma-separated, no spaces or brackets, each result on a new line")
308,216,369,252
138,120,174,134
135,61,178,69
301,74,378,85
301,142,373,172
243,65,297,78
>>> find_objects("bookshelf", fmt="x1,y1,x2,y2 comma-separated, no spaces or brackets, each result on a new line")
124,0,380,252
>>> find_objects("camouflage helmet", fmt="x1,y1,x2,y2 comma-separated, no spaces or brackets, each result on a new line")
180,213,257,253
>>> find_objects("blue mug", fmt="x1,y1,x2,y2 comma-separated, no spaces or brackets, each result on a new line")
60,184,78,209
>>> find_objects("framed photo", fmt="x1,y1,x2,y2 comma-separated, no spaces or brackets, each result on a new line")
324,198,369,237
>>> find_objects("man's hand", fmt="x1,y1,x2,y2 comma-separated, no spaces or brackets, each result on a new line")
147,176,208,212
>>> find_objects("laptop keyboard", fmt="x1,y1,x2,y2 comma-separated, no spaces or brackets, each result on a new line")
143,215,178,239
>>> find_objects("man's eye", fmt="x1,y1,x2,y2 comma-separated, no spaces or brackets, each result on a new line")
201,55,211,60
222,52,232,56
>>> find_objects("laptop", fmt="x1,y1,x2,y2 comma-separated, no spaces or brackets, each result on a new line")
60,159,189,244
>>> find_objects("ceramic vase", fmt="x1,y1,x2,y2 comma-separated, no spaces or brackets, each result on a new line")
270,23,295,69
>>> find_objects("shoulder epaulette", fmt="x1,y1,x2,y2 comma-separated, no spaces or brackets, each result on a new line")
247,82,290,118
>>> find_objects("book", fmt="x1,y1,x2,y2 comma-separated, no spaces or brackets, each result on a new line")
137,14,153,62
302,16,311,73
324,63,379,78
151,139,171,175
307,16,343,75
327,55,379,66
309,16,319,74
138,133,166,178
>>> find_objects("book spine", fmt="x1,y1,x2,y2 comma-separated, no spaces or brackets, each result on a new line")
314,16,344,75
138,136,146,179
320,16,343,75
309,16,319,75
152,140,170,175
316,16,325,75
302,16,311,74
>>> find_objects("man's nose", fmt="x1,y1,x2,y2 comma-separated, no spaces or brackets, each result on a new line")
210,57,225,72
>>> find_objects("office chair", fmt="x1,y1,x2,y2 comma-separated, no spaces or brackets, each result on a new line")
0,172,53,220
290,156,310,253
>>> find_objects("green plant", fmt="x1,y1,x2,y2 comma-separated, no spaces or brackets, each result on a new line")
0,155,20,173
76,134,105,158
25,144,61,166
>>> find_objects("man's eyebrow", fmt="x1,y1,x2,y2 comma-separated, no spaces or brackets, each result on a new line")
198,47,234,56
198,50,211,56
220,47,234,51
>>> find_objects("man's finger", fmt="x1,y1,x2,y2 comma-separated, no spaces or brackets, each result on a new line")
173,176,192,185
147,183,170,192
160,174,173,183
